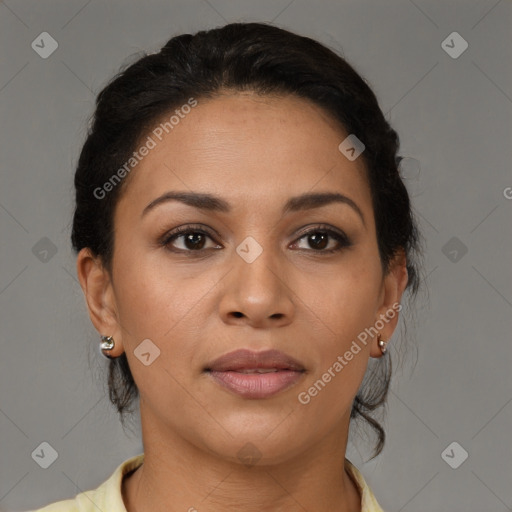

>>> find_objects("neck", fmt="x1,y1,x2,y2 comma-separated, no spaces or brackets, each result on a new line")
122,404,361,512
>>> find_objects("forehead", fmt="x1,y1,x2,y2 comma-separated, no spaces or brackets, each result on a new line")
116,92,371,219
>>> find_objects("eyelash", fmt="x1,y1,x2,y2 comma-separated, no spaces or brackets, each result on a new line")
158,223,352,255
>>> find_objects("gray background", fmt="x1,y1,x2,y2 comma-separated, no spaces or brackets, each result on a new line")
1,1,511,511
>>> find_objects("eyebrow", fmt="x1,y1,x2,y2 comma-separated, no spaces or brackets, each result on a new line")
141,191,365,226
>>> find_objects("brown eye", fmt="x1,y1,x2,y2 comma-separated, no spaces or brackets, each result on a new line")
159,224,351,255
160,225,220,253
306,232,329,250
175,231,208,250
292,226,351,253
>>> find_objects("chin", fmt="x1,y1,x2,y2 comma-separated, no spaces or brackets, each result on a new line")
198,416,312,467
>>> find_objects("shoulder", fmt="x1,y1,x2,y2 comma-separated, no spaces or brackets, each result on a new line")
28,453,145,512
28,498,79,512
344,458,386,512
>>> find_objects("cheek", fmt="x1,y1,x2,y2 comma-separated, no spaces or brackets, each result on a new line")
302,255,382,342
292,256,382,411
111,247,223,387
113,245,202,335
111,251,211,406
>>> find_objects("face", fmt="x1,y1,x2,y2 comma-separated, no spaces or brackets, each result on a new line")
79,91,407,465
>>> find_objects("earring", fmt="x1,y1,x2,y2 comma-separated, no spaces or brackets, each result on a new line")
377,333,388,355
100,335,116,359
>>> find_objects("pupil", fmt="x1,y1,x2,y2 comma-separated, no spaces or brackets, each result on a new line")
181,232,330,251
186,233,205,250
310,233,327,250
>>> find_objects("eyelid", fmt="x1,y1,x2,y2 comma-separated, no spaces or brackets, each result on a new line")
294,223,348,240
290,224,351,252
158,224,219,246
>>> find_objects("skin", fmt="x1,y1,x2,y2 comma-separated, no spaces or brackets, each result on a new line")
77,91,408,512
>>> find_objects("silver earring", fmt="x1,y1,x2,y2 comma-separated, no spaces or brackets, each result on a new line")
100,335,115,359
377,333,388,355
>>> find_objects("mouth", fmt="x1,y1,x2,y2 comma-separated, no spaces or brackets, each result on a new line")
204,348,306,399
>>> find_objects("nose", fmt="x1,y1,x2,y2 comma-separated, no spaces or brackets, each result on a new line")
218,243,295,328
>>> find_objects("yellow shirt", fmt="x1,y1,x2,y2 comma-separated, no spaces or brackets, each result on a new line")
29,453,384,511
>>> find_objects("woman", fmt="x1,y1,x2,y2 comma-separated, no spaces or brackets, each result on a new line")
32,21,421,512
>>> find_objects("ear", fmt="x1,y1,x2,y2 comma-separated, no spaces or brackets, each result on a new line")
369,248,409,358
76,248,125,357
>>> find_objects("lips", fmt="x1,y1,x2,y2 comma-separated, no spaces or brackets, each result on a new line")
204,348,306,399
205,348,305,372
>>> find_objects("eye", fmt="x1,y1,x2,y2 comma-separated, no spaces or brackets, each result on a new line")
159,224,351,254
291,225,351,253
159,224,220,253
